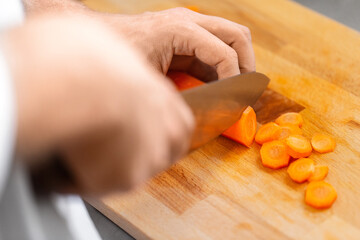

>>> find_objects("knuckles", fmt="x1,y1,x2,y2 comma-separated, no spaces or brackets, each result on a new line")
169,7,194,16
239,26,252,42
224,47,239,61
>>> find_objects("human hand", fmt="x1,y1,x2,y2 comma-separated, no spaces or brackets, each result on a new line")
104,7,255,81
1,13,194,195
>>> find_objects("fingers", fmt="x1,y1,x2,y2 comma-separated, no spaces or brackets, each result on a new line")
169,56,218,82
149,76,195,165
167,7,255,74
172,22,240,79
166,89,195,163
191,13,256,73
122,73,195,189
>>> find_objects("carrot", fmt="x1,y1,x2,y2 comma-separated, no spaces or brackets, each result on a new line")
186,5,199,12
276,124,302,141
260,140,290,169
305,181,337,209
168,71,257,147
275,112,303,127
308,166,329,182
287,158,315,183
311,133,336,153
285,135,312,159
167,71,204,90
222,106,257,147
255,122,281,145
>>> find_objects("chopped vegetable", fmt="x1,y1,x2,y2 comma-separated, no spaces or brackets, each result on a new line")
275,112,303,127
308,166,329,182
167,71,204,90
305,181,337,209
255,122,281,145
311,133,336,153
168,71,257,147
285,135,312,158
222,106,257,147
276,124,302,140
169,72,339,210
287,158,315,183
260,140,290,169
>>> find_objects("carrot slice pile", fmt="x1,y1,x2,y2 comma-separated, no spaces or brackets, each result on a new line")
168,71,339,209
260,140,290,169
285,135,312,158
311,133,336,153
276,124,302,141
255,122,281,145
308,166,329,182
167,71,204,90
222,106,257,147
287,158,315,183
275,112,303,127
305,181,337,209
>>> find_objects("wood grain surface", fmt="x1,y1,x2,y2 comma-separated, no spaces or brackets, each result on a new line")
84,0,360,239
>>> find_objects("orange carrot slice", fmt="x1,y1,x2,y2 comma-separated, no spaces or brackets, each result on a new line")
305,181,337,209
222,106,257,147
311,133,336,153
186,5,200,12
275,112,303,127
308,166,329,182
276,124,302,141
287,158,315,183
260,140,290,169
255,122,281,145
285,135,312,158
167,71,204,90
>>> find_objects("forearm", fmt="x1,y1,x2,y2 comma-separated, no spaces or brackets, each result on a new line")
22,0,90,15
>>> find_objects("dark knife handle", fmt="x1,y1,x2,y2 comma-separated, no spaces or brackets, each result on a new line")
30,151,75,195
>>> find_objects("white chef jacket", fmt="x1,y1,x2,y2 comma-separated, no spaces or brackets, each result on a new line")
0,1,102,240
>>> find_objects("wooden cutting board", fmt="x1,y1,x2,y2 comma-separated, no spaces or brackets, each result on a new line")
84,0,360,239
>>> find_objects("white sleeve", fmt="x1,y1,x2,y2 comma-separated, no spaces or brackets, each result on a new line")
0,49,16,198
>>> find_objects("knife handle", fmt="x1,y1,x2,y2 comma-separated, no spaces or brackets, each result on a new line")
30,151,75,195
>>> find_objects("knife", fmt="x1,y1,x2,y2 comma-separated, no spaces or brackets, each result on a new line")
182,72,269,150
31,72,269,193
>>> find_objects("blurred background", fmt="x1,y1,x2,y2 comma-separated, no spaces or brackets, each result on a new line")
293,0,360,31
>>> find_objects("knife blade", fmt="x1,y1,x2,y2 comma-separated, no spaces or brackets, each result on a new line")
181,72,269,150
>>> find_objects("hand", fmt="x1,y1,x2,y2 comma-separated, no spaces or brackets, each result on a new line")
1,13,194,195
23,1,256,81
104,7,256,81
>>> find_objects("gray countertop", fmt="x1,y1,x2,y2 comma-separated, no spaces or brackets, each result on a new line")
86,1,359,239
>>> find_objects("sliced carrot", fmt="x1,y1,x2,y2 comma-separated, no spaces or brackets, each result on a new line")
168,71,257,147
167,71,204,90
255,122,281,145
275,112,303,127
186,5,200,12
287,158,315,183
285,135,312,159
311,133,336,153
222,106,257,147
260,140,290,169
276,124,302,141
308,166,329,182
305,181,337,209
